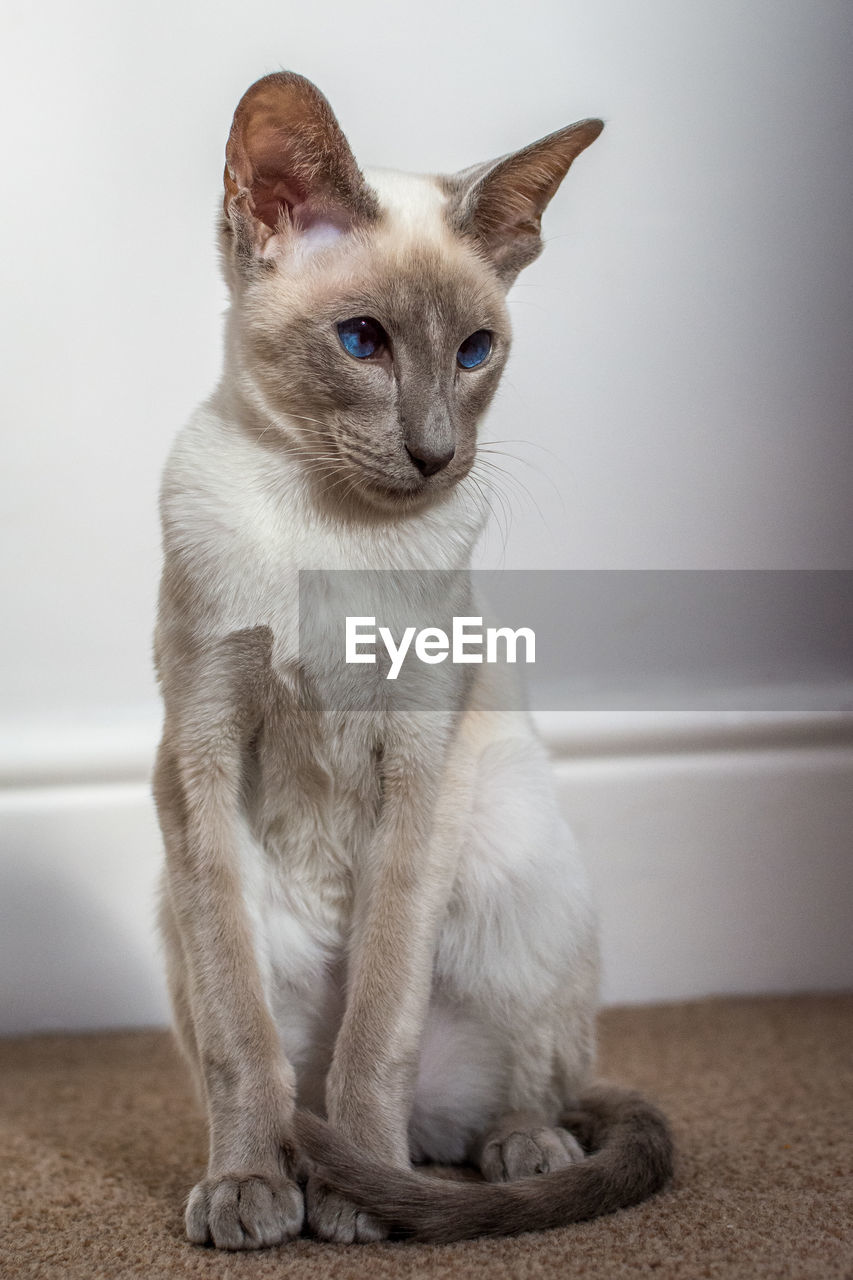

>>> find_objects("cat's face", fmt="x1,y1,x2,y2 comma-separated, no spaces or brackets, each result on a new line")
235,183,511,514
221,73,602,516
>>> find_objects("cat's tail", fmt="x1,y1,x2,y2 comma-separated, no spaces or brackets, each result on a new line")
294,1085,673,1242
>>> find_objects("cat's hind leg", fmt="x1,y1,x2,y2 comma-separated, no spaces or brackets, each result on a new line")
304,1182,387,1243
471,1110,585,1182
423,712,599,1178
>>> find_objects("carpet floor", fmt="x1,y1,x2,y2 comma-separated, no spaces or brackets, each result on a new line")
1,995,850,1279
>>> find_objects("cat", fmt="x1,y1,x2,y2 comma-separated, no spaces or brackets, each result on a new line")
153,70,672,1249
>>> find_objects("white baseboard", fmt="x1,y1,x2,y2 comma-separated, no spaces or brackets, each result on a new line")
1,711,851,1034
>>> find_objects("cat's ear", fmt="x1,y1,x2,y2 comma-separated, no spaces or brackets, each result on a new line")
222,72,379,267
446,119,604,285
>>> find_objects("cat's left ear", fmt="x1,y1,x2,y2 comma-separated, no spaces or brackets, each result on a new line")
445,119,604,286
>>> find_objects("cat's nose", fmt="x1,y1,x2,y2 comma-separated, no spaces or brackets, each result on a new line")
405,443,455,477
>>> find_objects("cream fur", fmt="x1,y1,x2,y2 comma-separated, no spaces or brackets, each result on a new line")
153,71,643,1252
160,375,598,1157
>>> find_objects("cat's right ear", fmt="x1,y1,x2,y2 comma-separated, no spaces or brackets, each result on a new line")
222,72,379,271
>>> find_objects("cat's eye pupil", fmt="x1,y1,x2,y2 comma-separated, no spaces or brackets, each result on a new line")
457,330,492,370
338,317,386,360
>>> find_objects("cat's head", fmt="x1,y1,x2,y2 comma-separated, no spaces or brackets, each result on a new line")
220,72,602,517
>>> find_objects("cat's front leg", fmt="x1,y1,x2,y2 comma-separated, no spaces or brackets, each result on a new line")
154,632,304,1250
306,715,469,1242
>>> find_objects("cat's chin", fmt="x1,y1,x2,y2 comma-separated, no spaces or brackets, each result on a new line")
344,476,440,517
312,468,461,521
362,462,479,513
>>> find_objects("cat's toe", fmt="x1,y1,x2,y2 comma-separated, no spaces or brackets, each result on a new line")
305,1177,388,1243
186,1174,304,1249
480,1125,585,1182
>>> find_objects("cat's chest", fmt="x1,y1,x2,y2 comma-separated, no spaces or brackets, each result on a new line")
238,711,382,992
251,703,381,876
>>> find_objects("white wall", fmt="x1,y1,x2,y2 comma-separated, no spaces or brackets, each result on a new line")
2,0,852,732
1,1,851,1029
3,719,852,1033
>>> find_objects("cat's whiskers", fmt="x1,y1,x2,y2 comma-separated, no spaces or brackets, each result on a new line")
478,454,554,524
255,412,334,446
474,454,558,550
478,438,567,522
480,435,564,465
462,467,512,567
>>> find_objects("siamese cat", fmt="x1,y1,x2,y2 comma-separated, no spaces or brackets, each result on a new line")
153,71,672,1249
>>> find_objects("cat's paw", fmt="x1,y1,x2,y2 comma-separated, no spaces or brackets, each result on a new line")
185,1173,304,1249
478,1124,585,1182
305,1176,388,1243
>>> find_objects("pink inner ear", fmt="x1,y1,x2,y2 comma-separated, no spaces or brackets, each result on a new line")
250,176,354,238
251,177,305,230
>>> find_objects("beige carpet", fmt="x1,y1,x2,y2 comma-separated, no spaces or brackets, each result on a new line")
1,995,851,1279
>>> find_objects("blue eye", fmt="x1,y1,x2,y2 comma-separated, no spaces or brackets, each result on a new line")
338,317,387,359
457,330,492,369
